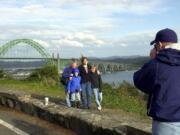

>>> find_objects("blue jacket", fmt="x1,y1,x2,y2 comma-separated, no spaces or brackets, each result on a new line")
134,48,180,122
67,76,81,93
62,66,74,78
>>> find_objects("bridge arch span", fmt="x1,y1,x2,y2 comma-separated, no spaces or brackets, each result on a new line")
0,39,51,58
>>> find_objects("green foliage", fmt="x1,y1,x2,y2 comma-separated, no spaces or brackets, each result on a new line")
0,69,13,79
102,81,147,116
27,64,59,86
118,81,140,97
0,69,4,78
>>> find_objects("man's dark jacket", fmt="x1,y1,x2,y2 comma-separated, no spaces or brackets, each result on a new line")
134,48,180,122
78,64,91,84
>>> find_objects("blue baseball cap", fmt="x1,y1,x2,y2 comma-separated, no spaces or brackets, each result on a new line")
150,28,178,45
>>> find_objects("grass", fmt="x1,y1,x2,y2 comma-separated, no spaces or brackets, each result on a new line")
0,78,147,117
0,79,65,99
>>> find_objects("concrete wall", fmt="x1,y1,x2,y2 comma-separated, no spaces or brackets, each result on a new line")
0,92,151,135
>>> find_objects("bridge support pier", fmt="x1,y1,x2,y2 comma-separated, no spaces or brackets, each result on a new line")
57,53,60,74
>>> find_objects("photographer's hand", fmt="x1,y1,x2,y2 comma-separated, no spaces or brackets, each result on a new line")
150,48,157,59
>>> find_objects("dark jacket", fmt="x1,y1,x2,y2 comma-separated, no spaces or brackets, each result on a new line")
133,48,180,122
89,72,102,92
78,64,91,84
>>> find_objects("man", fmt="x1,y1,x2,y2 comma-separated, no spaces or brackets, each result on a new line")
78,57,92,109
61,59,77,107
133,28,180,135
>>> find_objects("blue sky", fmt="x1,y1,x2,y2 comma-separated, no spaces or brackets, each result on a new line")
0,0,180,58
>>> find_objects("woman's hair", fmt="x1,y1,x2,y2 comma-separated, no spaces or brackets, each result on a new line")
91,65,98,73
81,57,88,63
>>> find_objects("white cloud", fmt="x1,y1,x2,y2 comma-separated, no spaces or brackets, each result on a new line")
67,32,105,46
52,39,84,48
53,0,167,15
50,32,105,49
120,43,128,47
0,0,178,58
0,0,168,24
0,34,7,40
22,4,43,12
34,39,50,47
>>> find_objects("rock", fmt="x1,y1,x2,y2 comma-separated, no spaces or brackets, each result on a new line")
7,99,14,108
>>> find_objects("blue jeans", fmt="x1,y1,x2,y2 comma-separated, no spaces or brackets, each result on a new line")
152,120,180,135
64,86,71,107
81,82,92,108
65,92,71,107
93,88,102,107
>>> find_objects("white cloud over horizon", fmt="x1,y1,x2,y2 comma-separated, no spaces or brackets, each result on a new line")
0,0,179,58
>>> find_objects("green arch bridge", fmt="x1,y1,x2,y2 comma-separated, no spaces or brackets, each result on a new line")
0,39,124,73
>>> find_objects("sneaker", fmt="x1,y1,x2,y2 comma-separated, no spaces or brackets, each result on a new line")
97,106,102,111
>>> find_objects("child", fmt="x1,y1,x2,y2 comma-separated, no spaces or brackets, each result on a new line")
90,66,103,111
67,68,81,108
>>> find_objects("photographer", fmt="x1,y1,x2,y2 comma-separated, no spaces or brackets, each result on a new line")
134,28,180,135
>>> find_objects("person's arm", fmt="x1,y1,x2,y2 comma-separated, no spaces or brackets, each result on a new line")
67,80,72,93
78,66,83,77
133,60,156,94
88,64,92,72
150,48,157,59
62,68,70,78
99,75,102,92
89,72,92,82
79,76,82,91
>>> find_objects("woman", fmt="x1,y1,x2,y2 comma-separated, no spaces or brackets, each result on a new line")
89,65,103,111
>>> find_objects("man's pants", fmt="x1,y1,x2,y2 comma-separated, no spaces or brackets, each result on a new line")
152,120,180,135
65,92,71,107
81,82,92,108
64,86,71,107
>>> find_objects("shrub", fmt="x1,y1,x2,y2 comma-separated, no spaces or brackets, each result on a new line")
28,64,59,86
117,81,141,97
102,81,147,116
0,69,13,79
0,69,4,78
